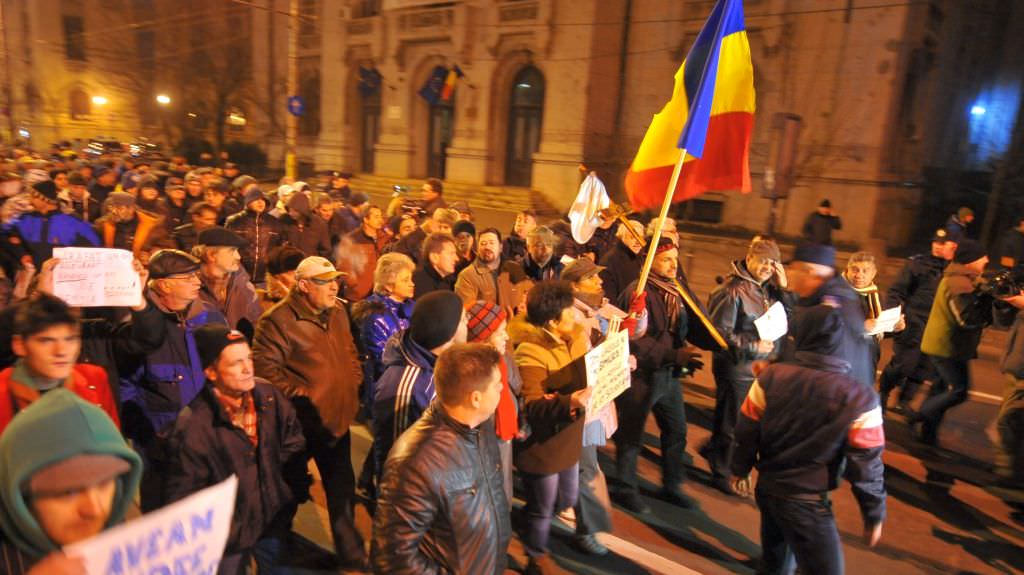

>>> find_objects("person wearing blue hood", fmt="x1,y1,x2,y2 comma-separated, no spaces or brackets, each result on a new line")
786,243,874,389
0,389,143,575
370,290,467,491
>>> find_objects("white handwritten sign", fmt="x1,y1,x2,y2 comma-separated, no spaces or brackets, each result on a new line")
585,329,631,416
64,476,238,575
52,247,141,307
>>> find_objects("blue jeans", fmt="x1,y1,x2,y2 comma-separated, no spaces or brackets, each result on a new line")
522,464,580,558
755,490,843,575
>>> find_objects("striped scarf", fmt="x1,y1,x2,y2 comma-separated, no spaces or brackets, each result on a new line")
647,274,684,330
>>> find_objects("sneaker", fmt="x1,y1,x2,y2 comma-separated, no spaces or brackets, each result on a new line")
575,533,609,556
613,491,650,515
660,486,697,509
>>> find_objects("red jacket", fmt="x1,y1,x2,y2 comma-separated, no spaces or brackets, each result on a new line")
0,364,119,435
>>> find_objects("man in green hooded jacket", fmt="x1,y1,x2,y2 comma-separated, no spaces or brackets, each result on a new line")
0,389,142,574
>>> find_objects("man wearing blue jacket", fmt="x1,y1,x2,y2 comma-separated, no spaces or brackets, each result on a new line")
1,180,100,268
371,290,467,488
732,305,886,575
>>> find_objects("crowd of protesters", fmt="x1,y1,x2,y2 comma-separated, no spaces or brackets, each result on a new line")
0,141,1021,575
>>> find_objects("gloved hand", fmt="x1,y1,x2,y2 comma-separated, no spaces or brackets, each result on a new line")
675,346,704,372
629,291,647,316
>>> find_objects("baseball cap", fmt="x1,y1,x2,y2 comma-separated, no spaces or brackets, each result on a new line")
295,256,344,281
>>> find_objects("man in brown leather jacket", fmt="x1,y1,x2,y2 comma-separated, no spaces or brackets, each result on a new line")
252,256,367,570
372,343,511,575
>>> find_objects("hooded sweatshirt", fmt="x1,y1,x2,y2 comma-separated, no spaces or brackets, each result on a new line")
0,389,142,562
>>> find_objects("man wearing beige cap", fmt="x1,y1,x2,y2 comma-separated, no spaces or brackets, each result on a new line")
253,256,367,569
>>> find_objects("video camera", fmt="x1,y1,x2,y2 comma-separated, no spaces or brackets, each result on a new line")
392,185,426,219
976,269,1024,299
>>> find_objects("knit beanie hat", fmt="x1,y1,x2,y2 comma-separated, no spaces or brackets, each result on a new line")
243,184,265,206
792,243,836,267
466,301,507,343
953,239,986,264
410,291,464,350
194,324,248,368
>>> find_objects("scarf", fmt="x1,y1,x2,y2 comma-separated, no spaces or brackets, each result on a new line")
494,358,518,441
848,279,882,319
647,274,684,330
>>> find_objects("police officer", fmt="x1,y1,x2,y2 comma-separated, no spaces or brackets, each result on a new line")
878,229,956,413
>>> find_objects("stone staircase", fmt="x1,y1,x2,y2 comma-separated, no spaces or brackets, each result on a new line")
348,173,562,217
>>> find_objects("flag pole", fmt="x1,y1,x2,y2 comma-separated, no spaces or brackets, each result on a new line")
634,147,687,296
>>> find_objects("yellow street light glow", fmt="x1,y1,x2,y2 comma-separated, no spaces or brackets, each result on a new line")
156,94,171,105
91,96,108,105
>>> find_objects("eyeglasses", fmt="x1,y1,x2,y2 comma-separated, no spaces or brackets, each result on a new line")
165,271,200,281
306,277,338,286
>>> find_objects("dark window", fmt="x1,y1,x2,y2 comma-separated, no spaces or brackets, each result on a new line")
70,89,90,119
136,30,155,67
63,15,86,61
505,66,544,186
299,71,321,137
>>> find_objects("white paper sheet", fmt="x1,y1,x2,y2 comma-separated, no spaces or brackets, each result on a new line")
52,247,141,307
867,306,902,336
754,301,788,341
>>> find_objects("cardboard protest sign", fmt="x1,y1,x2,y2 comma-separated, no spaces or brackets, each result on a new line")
64,476,238,575
52,247,141,307
585,329,631,416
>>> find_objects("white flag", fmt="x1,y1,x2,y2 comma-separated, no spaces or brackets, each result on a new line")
569,172,610,244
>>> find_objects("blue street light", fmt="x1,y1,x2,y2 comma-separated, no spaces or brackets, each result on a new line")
970,105,986,116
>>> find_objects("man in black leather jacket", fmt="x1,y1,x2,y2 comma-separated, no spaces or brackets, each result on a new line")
372,343,511,575
704,239,789,494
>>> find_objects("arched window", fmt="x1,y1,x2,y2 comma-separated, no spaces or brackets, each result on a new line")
505,66,544,186
70,89,90,119
299,70,321,137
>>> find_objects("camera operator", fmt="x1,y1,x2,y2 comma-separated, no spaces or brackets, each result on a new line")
386,178,447,219
995,287,1024,487
912,240,994,445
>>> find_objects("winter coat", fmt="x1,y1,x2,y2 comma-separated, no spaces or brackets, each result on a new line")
944,215,969,242
225,208,282,281
352,293,414,400
95,209,171,260
162,198,192,231
885,253,948,348
707,260,788,384
1,210,100,267
801,212,842,245
997,306,1024,378
58,191,102,223
119,297,228,442
598,240,642,303
197,268,263,338
412,263,455,299
171,222,201,252
279,194,330,258
0,390,142,563
252,289,362,437
501,233,527,264
395,227,428,264
454,258,531,310
731,351,886,526
0,363,119,435
337,228,386,301
790,276,874,387
510,320,589,475
522,254,564,283
164,381,306,554
921,263,990,360
372,330,437,476
372,402,511,575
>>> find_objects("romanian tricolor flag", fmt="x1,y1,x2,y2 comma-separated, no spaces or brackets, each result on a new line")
440,65,464,102
624,0,755,210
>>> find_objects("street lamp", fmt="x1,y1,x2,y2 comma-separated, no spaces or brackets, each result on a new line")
91,95,108,106
156,94,171,105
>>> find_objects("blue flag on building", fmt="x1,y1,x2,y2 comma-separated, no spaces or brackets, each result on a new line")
418,65,449,105
358,66,382,97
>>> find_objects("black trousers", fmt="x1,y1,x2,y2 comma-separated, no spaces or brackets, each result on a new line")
614,369,687,493
756,490,843,575
878,328,932,404
291,397,365,563
707,371,753,479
